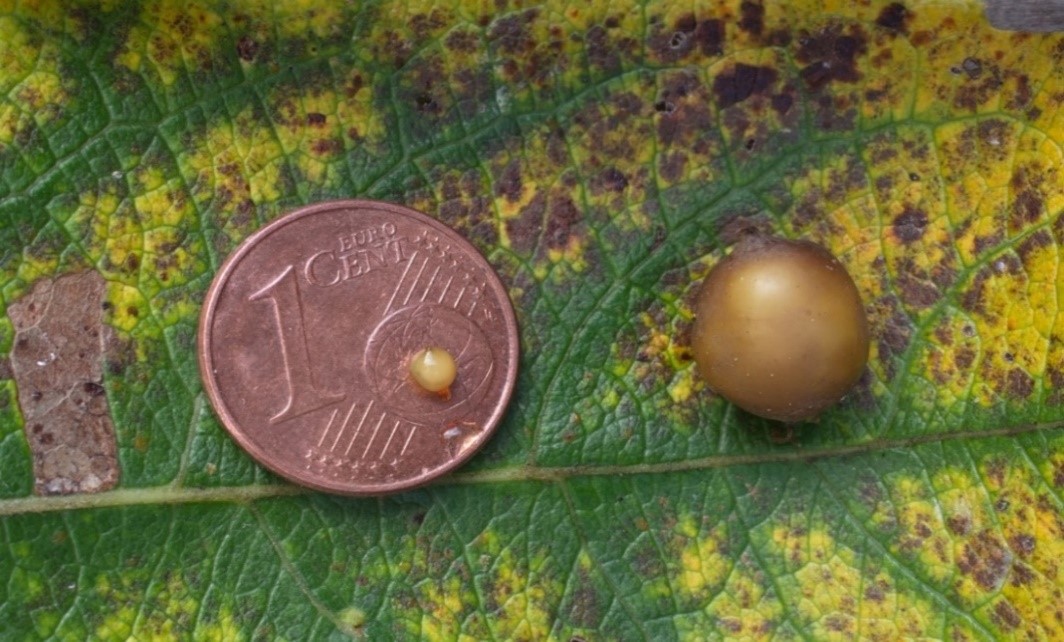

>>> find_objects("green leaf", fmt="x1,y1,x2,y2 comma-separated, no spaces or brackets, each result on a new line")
2,0,1063,639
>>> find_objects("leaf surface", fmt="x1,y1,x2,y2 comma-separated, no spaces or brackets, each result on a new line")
1,0,1063,639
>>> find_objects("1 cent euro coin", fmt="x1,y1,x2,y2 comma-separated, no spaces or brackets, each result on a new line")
198,200,519,495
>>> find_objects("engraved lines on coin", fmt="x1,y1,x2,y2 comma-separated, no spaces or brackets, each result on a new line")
385,230,494,322
311,398,420,474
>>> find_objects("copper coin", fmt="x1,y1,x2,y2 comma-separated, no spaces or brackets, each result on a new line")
198,200,519,495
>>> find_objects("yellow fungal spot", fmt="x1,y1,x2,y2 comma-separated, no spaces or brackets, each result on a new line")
667,368,696,404
337,607,366,632
107,283,148,335
59,171,205,347
115,0,224,85
178,106,285,232
93,571,245,642
247,0,344,39
641,513,731,607
693,567,784,642
869,456,1064,639
678,526,729,598
770,525,969,640
406,531,560,642
267,84,384,185
601,387,619,409
13,246,61,288
492,547,558,640
9,566,44,601
0,14,71,148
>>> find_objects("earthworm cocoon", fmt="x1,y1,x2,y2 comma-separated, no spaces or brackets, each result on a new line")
409,347,457,396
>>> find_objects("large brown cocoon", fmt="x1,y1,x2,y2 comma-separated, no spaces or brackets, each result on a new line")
692,237,870,422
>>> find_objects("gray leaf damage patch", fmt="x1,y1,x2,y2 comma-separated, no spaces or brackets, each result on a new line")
985,0,1064,32
7,271,118,495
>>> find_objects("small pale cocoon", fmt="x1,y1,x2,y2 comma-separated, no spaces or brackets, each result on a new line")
409,347,457,394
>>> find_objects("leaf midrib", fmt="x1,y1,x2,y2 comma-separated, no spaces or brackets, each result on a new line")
0,418,1057,517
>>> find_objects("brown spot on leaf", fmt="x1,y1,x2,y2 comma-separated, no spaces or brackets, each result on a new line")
1008,74,1033,111
445,28,478,53
795,23,867,90
1005,368,1034,399
658,151,686,182
947,514,971,535
656,71,714,148
991,600,1021,630
495,160,523,202
972,231,1004,256
876,299,913,378
955,61,1004,111
693,19,726,56
8,271,118,496
566,569,603,629
962,267,991,315
770,91,794,115
599,30,644,76
591,167,628,194
984,457,1007,487
892,206,927,243
864,579,888,602
1016,229,1051,264
409,8,449,40
1010,533,1035,557
1011,190,1044,227
236,35,259,61
311,138,342,155
546,195,581,249
875,3,911,33
1010,562,1035,586
738,2,764,36
717,213,775,246
650,14,724,62
896,271,938,309
488,9,539,56
713,63,778,108
345,73,364,98
824,614,851,633
955,346,975,370
956,531,1013,591
506,191,546,255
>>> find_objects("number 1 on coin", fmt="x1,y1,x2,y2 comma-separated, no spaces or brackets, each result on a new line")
250,265,344,423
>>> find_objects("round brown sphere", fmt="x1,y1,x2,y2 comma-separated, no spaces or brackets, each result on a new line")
691,236,869,422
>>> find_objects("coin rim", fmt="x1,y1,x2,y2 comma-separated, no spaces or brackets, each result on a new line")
197,199,520,496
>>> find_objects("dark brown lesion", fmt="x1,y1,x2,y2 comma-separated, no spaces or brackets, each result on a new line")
6,271,119,495
794,22,868,90
712,63,778,109
875,3,912,34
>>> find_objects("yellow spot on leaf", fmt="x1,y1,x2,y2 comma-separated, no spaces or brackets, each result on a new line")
770,524,970,640
93,571,244,642
247,0,344,39
874,456,1064,638
406,529,561,642
115,0,223,86
337,606,365,631
678,527,728,597
0,14,71,147
268,84,384,184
